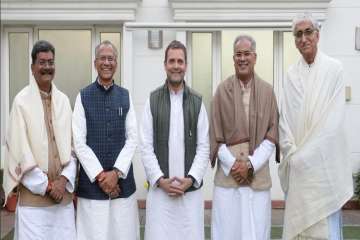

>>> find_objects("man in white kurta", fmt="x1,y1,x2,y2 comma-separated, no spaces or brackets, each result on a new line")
73,41,139,240
3,40,76,240
140,40,209,240
210,35,279,240
279,13,353,240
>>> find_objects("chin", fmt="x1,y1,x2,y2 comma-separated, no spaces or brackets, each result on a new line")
237,71,250,76
168,79,182,86
100,76,113,81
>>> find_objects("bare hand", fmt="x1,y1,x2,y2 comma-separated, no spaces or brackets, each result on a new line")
108,184,121,199
49,176,67,203
230,160,249,184
173,176,193,192
98,170,119,195
158,177,184,197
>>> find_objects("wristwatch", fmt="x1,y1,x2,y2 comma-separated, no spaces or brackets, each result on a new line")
246,159,254,182
113,168,122,178
187,175,196,186
246,159,253,170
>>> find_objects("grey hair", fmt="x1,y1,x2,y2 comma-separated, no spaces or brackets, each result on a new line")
95,40,118,58
233,35,256,53
292,12,320,34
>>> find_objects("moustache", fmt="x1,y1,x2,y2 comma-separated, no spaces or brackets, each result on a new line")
40,69,54,75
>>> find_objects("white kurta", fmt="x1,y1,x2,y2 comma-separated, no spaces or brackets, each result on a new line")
140,89,209,240
279,51,353,239
212,140,275,240
72,90,140,240
14,155,77,240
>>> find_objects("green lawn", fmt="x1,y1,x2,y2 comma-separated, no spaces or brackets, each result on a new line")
3,226,360,240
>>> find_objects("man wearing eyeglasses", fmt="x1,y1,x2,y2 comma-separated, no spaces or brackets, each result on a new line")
72,40,139,240
210,35,280,240
3,40,76,239
279,12,353,240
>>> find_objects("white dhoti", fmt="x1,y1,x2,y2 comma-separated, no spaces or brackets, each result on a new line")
14,202,76,240
76,193,140,240
212,186,271,240
145,187,204,240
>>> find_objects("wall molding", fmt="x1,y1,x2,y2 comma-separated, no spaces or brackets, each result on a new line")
1,0,140,24
169,0,332,24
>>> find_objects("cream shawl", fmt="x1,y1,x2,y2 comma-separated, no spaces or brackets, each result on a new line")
3,78,72,202
279,51,353,239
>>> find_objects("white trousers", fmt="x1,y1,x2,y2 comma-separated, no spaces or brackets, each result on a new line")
76,193,140,240
212,186,271,240
145,187,204,240
14,202,76,240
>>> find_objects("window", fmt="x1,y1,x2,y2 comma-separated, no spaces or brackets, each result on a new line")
221,30,274,85
190,30,300,110
38,29,92,106
100,32,122,86
9,32,30,107
1,27,123,168
191,33,213,112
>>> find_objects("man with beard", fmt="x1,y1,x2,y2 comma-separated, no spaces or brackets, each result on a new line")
210,35,280,240
3,40,76,239
72,40,139,240
140,40,209,240
279,13,353,240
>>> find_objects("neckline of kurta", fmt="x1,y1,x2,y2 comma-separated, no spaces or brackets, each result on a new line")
97,78,114,90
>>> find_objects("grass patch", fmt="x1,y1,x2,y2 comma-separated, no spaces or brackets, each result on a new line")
3,226,360,240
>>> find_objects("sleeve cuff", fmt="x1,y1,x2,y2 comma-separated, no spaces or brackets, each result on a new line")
149,173,164,188
218,144,236,176
113,163,128,179
187,174,201,189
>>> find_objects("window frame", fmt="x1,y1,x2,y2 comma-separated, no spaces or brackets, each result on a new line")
187,29,291,99
0,26,123,168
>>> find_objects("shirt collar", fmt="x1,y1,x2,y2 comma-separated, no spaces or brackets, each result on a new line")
39,87,52,99
97,77,114,91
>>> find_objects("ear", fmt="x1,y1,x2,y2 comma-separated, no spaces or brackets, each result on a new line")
31,64,35,75
315,30,320,40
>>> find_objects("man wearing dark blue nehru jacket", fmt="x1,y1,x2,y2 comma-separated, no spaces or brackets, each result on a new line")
73,40,139,240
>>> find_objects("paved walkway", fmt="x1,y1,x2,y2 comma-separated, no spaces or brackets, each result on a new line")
2,208,360,239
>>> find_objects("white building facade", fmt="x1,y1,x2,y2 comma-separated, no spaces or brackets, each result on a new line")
1,0,359,203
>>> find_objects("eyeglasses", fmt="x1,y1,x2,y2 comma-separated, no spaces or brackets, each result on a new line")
96,56,116,63
294,28,316,39
234,51,255,58
36,60,55,67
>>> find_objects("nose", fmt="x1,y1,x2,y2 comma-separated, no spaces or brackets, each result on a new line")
103,59,111,65
299,33,307,42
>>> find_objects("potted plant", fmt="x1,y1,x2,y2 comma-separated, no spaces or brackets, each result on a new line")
354,172,360,204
